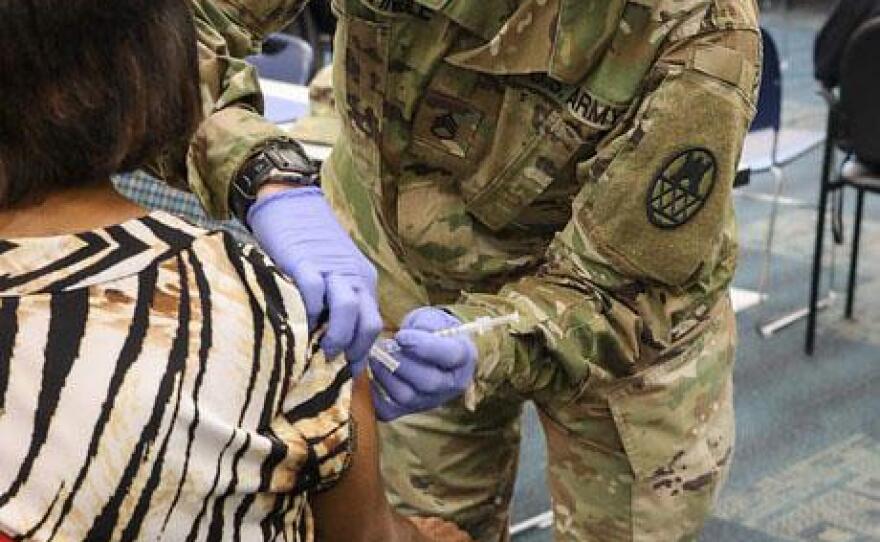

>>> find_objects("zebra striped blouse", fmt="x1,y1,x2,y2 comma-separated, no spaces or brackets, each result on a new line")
0,211,352,541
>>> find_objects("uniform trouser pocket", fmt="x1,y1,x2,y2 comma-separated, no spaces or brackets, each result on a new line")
379,394,524,542
606,312,736,541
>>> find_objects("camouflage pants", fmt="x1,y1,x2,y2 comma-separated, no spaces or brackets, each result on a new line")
378,312,736,542
322,153,736,542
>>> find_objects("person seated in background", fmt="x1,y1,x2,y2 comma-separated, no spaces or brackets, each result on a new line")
815,0,880,90
0,1,472,540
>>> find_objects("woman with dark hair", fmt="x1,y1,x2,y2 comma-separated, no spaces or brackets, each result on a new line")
0,1,471,540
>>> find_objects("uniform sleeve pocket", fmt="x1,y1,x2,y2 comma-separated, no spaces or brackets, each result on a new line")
574,64,755,286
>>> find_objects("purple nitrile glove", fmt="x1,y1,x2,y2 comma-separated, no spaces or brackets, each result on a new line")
247,186,381,376
370,307,477,422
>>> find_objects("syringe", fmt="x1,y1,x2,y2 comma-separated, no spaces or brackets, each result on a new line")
369,312,520,373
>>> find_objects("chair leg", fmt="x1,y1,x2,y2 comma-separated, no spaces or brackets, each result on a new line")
807,185,832,355
756,166,786,307
845,189,865,319
806,104,839,355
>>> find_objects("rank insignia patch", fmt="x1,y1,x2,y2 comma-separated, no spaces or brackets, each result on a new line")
647,148,717,229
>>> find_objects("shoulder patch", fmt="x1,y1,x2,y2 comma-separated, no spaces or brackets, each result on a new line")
647,148,717,229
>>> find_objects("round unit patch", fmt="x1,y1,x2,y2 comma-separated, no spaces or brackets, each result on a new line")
647,148,717,229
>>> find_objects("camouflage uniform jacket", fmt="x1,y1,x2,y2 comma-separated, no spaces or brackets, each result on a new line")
155,0,308,215
190,0,760,404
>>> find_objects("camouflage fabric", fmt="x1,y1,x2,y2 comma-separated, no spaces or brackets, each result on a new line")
189,0,760,539
146,0,311,217
288,65,342,145
380,298,736,541
307,64,337,118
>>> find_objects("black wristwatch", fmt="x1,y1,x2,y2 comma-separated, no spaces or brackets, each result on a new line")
230,140,320,222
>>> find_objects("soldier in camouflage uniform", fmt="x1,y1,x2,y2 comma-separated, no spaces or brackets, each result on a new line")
183,0,761,540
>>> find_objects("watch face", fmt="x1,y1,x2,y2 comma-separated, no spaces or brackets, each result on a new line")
251,157,274,179
266,145,316,173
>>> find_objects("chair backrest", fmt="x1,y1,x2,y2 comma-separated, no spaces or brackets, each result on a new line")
840,17,880,166
246,33,314,85
750,28,782,133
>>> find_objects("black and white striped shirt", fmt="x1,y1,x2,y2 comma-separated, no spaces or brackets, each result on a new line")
0,211,352,541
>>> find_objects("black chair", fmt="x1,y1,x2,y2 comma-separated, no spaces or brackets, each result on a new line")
806,17,880,354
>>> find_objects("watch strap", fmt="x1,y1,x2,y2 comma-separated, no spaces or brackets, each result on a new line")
230,140,319,222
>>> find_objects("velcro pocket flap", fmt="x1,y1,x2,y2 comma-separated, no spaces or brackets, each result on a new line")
691,44,755,97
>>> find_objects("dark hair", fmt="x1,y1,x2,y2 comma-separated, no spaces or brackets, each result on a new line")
0,0,202,208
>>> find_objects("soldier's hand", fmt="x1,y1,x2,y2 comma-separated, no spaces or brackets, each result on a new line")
248,185,382,376
370,307,476,421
